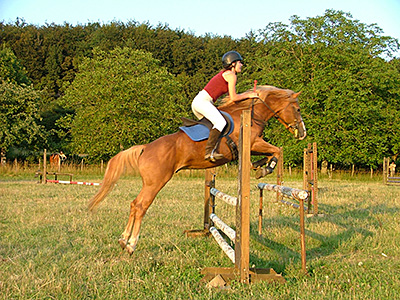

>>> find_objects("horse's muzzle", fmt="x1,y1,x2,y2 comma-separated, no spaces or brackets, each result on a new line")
296,121,307,140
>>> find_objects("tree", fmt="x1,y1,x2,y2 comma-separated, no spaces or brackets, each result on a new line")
250,10,400,168
0,46,44,160
0,45,30,85
0,81,44,159
61,47,190,160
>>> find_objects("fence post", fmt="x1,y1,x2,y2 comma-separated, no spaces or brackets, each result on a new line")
204,168,215,230
276,147,284,201
42,149,47,184
235,110,251,283
383,157,388,185
311,142,318,215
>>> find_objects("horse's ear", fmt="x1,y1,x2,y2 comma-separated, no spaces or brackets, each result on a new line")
292,91,302,99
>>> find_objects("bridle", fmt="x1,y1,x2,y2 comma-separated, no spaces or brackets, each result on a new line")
250,96,303,137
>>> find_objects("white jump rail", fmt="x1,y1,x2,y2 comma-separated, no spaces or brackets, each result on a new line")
210,187,237,206
46,179,101,186
257,183,308,200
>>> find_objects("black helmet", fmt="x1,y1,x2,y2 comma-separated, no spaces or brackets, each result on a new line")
222,51,243,69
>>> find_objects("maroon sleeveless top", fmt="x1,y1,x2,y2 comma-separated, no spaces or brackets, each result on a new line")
204,70,228,101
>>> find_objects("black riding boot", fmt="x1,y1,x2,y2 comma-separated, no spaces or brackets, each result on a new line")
205,128,224,162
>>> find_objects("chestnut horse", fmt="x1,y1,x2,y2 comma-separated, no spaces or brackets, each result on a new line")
89,85,307,254
49,151,67,170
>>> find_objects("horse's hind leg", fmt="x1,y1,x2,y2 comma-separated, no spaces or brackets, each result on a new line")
119,180,172,255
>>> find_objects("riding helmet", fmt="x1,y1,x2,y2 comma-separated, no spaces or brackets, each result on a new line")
222,51,243,69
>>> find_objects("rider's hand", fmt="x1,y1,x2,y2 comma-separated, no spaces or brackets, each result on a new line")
247,91,259,98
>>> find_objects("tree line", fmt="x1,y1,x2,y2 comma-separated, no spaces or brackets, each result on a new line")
1,10,399,169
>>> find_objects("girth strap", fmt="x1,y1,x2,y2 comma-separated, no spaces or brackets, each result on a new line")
224,135,238,161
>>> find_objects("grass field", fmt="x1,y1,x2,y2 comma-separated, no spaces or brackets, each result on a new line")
1,167,399,299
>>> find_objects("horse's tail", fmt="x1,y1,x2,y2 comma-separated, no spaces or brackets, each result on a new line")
88,145,145,211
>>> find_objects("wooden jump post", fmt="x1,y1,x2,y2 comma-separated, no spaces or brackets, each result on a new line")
36,149,99,186
36,149,74,184
303,142,318,215
186,110,285,286
269,143,318,216
383,157,400,185
257,144,319,274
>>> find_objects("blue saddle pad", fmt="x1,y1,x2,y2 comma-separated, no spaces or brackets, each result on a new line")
179,111,234,142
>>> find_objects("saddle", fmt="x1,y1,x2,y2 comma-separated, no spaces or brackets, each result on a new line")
179,111,238,160
179,111,234,142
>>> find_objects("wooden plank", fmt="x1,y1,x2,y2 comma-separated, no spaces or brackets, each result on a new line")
249,268,286,283
201,267,286,285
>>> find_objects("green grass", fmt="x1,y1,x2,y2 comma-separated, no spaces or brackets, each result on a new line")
1,168,399,299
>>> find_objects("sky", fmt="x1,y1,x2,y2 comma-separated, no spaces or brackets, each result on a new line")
1,0,399,44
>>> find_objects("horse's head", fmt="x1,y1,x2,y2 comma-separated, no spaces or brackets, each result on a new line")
256,86,307,140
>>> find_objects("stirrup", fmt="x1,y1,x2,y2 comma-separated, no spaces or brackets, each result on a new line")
205,149,224,162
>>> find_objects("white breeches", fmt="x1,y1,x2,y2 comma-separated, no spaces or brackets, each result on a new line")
191,90,227,132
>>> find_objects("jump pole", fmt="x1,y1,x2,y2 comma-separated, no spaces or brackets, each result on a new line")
46,180,101,186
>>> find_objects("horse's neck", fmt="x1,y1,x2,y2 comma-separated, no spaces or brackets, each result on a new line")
220,96,280,123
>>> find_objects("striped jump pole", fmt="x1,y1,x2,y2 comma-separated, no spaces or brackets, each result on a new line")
46,180,101,186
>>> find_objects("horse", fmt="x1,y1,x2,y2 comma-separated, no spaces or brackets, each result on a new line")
89,85,307,254
49,151,67,170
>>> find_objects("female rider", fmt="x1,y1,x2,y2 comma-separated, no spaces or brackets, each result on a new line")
191,51,258,162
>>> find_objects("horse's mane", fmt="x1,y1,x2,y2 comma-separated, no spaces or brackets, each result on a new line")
218,85,295,110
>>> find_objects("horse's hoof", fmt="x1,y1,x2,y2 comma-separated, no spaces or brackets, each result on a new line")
118,238,127,249
255,167,272,179
126,244,136,255
255,168,266,179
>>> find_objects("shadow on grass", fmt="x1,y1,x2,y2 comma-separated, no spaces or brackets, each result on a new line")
248,201,400,275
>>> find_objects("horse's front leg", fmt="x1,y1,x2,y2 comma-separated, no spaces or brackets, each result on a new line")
251,138,281,179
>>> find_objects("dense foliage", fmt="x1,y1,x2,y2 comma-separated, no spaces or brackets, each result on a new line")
0,10,399,169
60,47,189,159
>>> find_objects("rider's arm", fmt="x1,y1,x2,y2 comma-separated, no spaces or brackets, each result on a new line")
224,71,258,102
